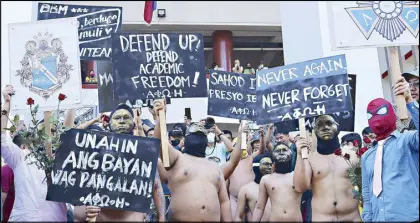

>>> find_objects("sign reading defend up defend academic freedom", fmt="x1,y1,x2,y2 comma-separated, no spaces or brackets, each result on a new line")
256,54,353,125
111,33,207,101
46,129,161,213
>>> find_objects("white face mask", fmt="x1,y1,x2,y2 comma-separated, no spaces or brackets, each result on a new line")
207,133,215,143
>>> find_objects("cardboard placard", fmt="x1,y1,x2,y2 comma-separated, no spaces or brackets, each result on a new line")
256,54,352,125
111,33,206,101
47,129,161,213
207,70,257,120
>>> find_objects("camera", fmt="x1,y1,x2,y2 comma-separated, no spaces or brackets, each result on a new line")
204,117,215,129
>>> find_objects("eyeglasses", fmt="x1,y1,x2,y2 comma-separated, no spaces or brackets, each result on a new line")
409,80,419,89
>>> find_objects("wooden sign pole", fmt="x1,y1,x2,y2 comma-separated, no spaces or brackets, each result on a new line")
159,99,170,167
133,108,139,136
298,118,308,157
387,46,409,120
44,111,53,159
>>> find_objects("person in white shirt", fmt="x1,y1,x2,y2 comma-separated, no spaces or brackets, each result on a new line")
1,85,67,221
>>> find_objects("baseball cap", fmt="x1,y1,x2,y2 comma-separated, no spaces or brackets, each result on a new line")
169,128,184,138
402,66,419,81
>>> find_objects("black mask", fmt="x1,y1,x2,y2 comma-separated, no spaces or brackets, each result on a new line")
171,139,181,147
182,133,208,158
253,153,271,184
274,161,292,174
314,115,341,155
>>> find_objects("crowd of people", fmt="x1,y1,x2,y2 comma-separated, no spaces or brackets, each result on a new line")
1,66,419,222
211,59,267,75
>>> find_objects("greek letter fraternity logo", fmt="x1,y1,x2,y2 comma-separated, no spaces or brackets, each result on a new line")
346,1,419,41
16,32,73,100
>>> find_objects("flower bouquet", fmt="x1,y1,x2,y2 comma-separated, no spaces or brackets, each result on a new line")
3,93,70,184
334,141,368,203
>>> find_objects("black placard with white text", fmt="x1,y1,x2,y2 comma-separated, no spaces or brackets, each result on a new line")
207,70,257,120
256,54,352,125
37,2,122,60
274,74,357,132
46,129,161,213
97,61,171,112
111,33,206,100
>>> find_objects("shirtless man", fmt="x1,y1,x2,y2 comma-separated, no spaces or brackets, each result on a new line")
153,101,231,221
294,114,361,221
228,126,266,218
81,104,166,222
253,142,303,222
235,153,272,222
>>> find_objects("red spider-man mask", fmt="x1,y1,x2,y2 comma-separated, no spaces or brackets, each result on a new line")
367,98,396,141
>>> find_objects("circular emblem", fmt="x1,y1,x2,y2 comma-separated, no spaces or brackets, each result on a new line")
372,1,403,19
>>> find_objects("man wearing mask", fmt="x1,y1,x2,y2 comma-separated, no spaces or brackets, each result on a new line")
153,100,232,221
294,114,361,221
235,153,273,221
243,62,256,75
83,103,166,222
228,127,266,218
169,128,184,151
362,77,418,222
253,143,303,222
361,127,376,149
206,127,234,166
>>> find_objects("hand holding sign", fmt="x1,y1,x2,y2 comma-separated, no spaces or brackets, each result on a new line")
393,77,414,104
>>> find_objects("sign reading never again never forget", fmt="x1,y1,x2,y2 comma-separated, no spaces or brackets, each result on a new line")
37,2,122,60
207,70,257,120
274,74,357,133
111,33,206,101
256,54,352,125
46,129,161,213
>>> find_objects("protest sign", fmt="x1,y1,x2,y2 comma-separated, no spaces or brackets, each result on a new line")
256,54,352,125
96,60,171,112
111,33,206,101
274,74,357,132
207,70,257,120
47,129,161,213
8,18,81,111
37,2,123,60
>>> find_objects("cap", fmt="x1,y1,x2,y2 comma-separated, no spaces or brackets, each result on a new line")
169,128,184,138
402,66,419,81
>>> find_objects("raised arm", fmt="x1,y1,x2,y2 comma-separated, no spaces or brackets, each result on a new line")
252,176,269,222
153,170,166,222
218,170,232,222
153,100,180,169
251,127,266,158
1,85,24,169
76,114,103,130
221,123,246,180
234,186,247,221
265,124,274,153
393,77,419,150
293,136,313,193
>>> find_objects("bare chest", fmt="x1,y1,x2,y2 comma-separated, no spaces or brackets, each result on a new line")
310,153,350,180
266,174,299,197
169,156,220,186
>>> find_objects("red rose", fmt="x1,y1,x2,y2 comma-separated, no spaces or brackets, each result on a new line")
27,98,35,105
58,93,67,101
356,147,369,157
334,149,342,156
344,153,350,160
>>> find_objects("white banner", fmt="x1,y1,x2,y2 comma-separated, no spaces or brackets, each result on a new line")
8,17,82,111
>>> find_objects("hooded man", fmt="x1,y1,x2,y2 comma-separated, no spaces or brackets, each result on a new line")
235,153,272,221
84,103,166,222
293,113,361,221
362,77,419,222
253,143,303,222
153,101,232,221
